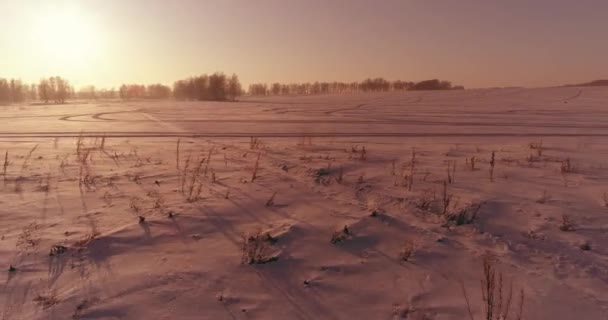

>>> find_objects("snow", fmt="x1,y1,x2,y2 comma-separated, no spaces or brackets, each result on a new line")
1,86,608,319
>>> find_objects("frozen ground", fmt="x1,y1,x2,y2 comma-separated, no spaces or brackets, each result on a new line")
1,87,608,319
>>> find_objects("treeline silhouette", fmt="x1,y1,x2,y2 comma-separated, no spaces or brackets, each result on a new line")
248,78,463,96
173,73,242,101
118,84,172,100
76,86,118,100
75,84,172,100
1,73,240,104
565,79,608,87
1,76,74,104
38,76,72,104
0,79,28,104
1,74,464,105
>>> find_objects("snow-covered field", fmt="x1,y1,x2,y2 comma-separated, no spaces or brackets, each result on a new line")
1,87,608,319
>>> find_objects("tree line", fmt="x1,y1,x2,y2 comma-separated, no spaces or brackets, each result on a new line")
0,74,464,104
248,78,464,96
0,79,35,104
1,76,77,104
0,77,178,104
173,73,241,101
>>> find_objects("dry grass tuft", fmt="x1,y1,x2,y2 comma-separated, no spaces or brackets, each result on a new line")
399,240,415,261
536,190,550,204
408,148,416,190
249,137,261,149
331,225,351,244
17,222,41,248
49,244,68,257
560,158,575,177
415,188,435,211
489,151,496,182
461,254,525,320
265,192,277,207
153,197,163,210
298,136,313,146
34,293,59,309
186,156,206,201
21,144,39,170
441,181,452,215
360,146,367,161
2,151,9,186
241,232,278,264
466,156,477,171
559,214,575,232
130,197,142,214
447,160,457,184
73,232,99,248
176,138,181,169
528,139,543,157
251,153,261,182
336,167,344,184
444,202,483,226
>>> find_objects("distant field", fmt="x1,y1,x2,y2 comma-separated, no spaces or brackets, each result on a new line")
1,87,608,320
2,86,608,138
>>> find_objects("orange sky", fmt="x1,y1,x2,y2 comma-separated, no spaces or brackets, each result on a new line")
1,0,607,89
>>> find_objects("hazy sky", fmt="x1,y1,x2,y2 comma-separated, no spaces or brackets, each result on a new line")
1,0,607,89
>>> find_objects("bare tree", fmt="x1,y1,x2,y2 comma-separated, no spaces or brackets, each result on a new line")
227,74,242,100
38,79,50,103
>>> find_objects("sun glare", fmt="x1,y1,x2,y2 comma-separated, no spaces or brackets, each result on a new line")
30,6,103,68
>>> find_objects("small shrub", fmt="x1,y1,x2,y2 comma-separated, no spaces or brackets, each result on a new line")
445,202,483,226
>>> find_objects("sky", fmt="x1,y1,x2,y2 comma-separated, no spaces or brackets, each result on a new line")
1,0,607,89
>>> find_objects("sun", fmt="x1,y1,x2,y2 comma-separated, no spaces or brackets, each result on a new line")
29,5,103,68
